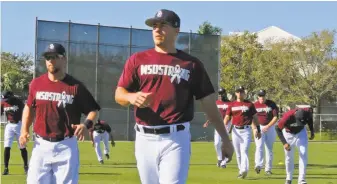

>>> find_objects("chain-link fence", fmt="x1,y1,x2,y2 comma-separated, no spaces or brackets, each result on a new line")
34,19,220,141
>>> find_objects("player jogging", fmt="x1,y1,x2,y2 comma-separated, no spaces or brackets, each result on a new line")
89,119,116,164
275,108,314,184
224,86,262,179
203,88,232,168
19,43,101,184
253,89,279,175
115,9,234,184
1,91,28,175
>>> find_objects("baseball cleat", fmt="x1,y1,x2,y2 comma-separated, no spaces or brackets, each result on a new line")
285,180,292,184
298,180,307,184
238,171,247,179
99,160,104,164
24,166,29,174
220,164,226,169
265,171,272,175
217,160,221,167
2,168,9,175
255,166,261,174
105,154,110,160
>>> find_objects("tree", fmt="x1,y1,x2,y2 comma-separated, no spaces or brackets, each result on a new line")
1,52,33,96
220,31,264,100
197,21,222,35
285,30,337,112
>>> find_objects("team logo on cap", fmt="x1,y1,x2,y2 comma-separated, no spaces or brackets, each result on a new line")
49,44,55,49
156,11,162,17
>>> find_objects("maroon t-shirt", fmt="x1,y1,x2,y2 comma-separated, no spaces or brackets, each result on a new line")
254,100,279,125
117,49,215,126
1,97,24,123
277,108,313,134
216,100,231,119
226,100,257,126
27,74,101,138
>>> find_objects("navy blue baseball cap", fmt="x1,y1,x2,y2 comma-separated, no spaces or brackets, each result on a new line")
1,91,14,99
42,43,66,57
295,109,312,123
235,86,245,93
257,89,266,96
145,9,180,28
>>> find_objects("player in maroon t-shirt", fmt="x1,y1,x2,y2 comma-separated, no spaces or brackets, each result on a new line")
253,89,279,175
203,88,232,168
89,119,115,164
115,9,234,184
275,108,314,184
224,86,262,179
1,91,28,175
19,43,101,184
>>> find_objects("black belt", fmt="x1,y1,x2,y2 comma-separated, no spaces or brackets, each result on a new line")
35,134,72,142
234,125,250,129
136,124,185,135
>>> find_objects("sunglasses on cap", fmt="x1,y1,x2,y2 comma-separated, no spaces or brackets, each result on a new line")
44,55,63,61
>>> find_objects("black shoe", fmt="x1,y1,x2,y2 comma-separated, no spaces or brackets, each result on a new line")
221,164,226,169
217,160,221,167
105,154,110,160
99,160,104,164
2,168,8,175
255,166,261,174
24,166,29,174
298,180,307,184
265,171,272,175
285,180,292,184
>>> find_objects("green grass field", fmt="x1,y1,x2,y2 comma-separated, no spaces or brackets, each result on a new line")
1,141,337,184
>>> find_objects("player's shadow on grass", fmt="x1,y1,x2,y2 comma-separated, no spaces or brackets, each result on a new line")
80,172,121,175
246,176,337,180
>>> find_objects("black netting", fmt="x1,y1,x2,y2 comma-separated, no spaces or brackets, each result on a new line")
36,20,220,141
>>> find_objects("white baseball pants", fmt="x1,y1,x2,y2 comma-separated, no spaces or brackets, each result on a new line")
214,121,231,165
4,121,25,149
283,128,308,181
27,136,79,184
135,122,191,184
254,124,276,171
93,131,110,161
232,125,252,175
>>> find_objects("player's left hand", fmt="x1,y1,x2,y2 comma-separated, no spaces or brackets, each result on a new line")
309,133,315,140
72,124,87,141
111,141,116,147
255,132,262,139
262,126,269,133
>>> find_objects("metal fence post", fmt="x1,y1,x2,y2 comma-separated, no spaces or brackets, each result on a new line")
34,17,38,80
188,30,192,54
95,23,100,102
319,114,322,141
218,34,221,90
126,26,133,141
66,20,71,73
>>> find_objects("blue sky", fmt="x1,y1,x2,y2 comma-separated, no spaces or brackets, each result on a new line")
1,1,337,55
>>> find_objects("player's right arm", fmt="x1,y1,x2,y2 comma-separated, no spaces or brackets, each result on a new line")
20,81,36,147
89,128,94,146
275,112,291,151
191,59,233,162
115,54,152,108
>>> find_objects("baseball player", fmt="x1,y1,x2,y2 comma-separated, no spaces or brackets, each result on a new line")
253,89,279,175
89,119,116,164
19,43,101,184
1,91,28,175
115,9,234,184
224,86,262,179
276,108,314,184
203,88,232,168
